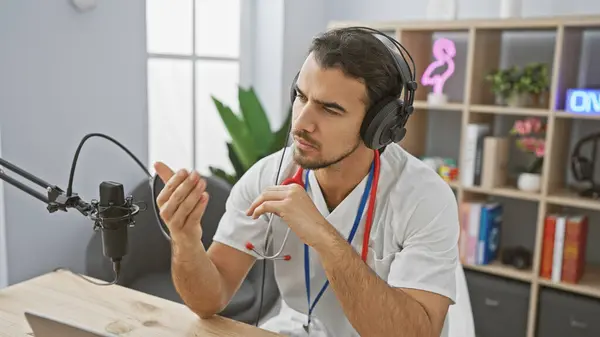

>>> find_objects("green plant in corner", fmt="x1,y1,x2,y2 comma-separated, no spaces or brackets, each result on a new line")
209,86,292,185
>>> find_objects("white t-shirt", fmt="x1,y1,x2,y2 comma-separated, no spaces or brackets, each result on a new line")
212,143,460,337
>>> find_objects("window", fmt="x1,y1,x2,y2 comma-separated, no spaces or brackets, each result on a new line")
146,0,242,175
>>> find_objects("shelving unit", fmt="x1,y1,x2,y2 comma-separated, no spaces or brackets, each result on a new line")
330,15,600,337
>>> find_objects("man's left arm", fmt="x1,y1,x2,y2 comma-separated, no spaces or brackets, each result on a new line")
314,197,459,337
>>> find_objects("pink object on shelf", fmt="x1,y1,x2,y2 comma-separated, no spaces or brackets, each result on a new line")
421,38,456,94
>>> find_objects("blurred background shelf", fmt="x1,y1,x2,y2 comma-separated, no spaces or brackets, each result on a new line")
463,260,533,283
470,104,550,117
538,265,600,300
413,100,465,111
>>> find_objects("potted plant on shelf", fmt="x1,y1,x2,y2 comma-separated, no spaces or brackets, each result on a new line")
485,66,518,106
522,62,550,107
509,117,546,192
209,86,292,186
486,63,550,108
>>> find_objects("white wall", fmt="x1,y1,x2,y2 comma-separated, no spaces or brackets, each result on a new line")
249,0,327,129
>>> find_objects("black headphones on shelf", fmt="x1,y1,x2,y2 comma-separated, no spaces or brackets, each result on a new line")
570,131,600,198
289,26,418,150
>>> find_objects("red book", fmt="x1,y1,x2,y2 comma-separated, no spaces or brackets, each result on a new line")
561,215,588,284
540,215,557,279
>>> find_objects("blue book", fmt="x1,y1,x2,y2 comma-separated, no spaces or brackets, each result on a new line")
477,203,502,264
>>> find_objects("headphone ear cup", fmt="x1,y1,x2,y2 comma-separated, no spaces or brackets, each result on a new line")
361,98,405,150
290,72,299,105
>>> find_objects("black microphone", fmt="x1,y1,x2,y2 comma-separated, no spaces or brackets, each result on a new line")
0,132,151,286
98,181,130,263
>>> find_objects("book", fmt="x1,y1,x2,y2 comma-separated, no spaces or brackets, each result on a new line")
539,214,557,279
467,202,483,264
458,202,471,264
481,137,509,188
477,203,503,265
561,215,588,284
551,216,567,282
461,124,490,187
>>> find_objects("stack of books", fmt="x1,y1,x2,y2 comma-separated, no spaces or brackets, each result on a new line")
540,214,589,284
459,201,503,265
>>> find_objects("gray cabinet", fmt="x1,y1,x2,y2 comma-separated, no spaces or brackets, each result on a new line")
465,270,530,337
536,287,600,337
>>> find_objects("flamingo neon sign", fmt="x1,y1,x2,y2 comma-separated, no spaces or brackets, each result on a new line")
421,38,456,104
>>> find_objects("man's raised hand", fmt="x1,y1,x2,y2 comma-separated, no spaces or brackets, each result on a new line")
154,161,209,242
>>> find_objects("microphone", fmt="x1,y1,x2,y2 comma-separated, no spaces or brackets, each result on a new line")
0,133,150,286
97,181,133,263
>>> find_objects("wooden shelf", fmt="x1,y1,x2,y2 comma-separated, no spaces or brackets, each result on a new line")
554,110,600,120
538,265,600,300
463,261,533,283
463,185,542,202
470,104,550,117
546,189,600,211
333,14,600,337
413,101,464,111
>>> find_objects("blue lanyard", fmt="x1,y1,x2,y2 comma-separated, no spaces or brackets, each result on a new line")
302,161,375,327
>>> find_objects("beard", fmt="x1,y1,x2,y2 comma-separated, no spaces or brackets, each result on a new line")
293,136,362,170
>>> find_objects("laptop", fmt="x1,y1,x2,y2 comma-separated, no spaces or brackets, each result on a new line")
24,311,115,337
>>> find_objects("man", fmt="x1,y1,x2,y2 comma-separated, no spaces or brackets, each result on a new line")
154,27,459,337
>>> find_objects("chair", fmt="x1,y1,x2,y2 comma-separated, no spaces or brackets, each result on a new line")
84,175,280,324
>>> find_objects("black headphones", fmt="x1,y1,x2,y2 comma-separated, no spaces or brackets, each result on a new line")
571,132,600,183
289,26,418,150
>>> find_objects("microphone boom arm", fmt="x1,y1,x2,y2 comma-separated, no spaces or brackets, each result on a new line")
0,157,93,216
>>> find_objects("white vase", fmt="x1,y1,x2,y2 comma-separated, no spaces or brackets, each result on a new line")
517,173,541,192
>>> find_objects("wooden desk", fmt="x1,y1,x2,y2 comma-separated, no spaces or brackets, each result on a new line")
0,269,282,336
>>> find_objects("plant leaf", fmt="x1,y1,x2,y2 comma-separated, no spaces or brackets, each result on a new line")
209,166,237,186
239,86,274,155
227,142,245,179
211,96,260,170
269,108,292,153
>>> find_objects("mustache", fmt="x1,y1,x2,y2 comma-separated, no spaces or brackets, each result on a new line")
292,131,319,148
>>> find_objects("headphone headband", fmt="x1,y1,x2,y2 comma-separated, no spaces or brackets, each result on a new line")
290,26,418,150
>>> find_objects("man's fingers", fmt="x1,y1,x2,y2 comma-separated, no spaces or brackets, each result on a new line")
186,191,210,227
171,179,207,229
156,169,189,208
159,172,203,224
251,200,285,219
154,161,175,183
246,189,288,216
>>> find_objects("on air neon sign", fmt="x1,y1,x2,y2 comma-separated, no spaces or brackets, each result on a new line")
566,89,600,114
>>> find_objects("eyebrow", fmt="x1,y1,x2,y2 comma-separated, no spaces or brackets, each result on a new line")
295,85,347,113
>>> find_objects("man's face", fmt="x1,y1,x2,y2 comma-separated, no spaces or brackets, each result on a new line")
291,53,369,170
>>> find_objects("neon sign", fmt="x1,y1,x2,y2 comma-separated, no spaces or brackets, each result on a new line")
421,38,456,94
566,89,600,114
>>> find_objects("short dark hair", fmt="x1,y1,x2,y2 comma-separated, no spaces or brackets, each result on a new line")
307,28,404,109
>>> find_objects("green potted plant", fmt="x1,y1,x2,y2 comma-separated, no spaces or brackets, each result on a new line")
521,62,550,107
209,86,292,185
487,63,550,108
485,66,518,105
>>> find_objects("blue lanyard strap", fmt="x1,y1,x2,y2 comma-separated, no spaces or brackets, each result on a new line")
303,160,375,325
